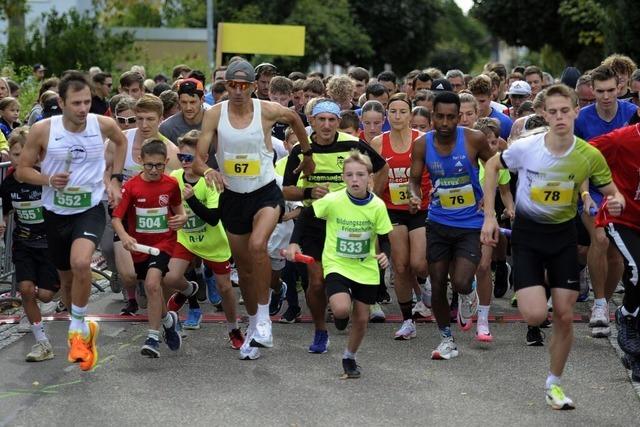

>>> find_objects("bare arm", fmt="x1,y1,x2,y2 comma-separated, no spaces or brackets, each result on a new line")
480,154,502,246
16,121,53,187
498,182,514,219
369,134,383,155
372,163,389,196
598,181,625,216
99,117,127,207
264,102,315,176
408,136,426,213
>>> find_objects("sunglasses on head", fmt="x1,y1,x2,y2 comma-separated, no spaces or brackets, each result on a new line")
227,80,252,90
116,116,136,125
255,63,278,76
177,153,195,163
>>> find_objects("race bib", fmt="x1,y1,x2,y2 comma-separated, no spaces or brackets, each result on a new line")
54,186,92,209
223,153,260,177
389,182,410,205
12,200,44,224
336,230,371,258
183,208,206,233
135,206,169,234
438,185,476,210
530,180,573,207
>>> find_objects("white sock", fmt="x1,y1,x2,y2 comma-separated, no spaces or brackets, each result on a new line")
147,329,160,341
343,349,356,360
477,305,490,324
257,303,270,321
545,373,561,389
249,314,258,329
69,304,89,336
594,298,607,308
32,321,47,342
622,306,640,317
181,281,195,297
162,313,174,328
227,321,238,333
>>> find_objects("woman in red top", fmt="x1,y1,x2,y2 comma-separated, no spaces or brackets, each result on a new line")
371,93,431,340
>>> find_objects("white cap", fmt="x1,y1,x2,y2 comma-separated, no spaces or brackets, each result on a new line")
507,80,531,96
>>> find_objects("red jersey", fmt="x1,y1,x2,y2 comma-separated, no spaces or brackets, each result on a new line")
112,174,182,262
380,130,431,211
591,124,640,233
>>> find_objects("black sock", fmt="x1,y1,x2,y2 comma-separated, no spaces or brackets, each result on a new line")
399,300,413,321
417,276,427,285
188,295,200,310
335,317,349,331
623,271,640,314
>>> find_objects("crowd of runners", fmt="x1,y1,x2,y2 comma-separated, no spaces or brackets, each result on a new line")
0,53,639,411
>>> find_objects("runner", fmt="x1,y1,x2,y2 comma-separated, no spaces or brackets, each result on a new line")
111,139,188,357
481,84,625,409
359,100,386,144
408,91,493,360
193,59,314,360
287,150,392,378
17,71,127,371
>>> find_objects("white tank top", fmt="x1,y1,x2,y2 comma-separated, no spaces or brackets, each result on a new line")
216,99,275,193
42,114,106,214
123,128,143,181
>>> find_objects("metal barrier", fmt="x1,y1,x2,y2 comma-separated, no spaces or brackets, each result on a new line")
0,161,18,307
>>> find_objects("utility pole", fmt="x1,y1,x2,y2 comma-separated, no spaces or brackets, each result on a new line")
207,0,215,71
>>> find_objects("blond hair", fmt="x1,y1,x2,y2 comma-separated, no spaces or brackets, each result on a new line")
134,93,163,117
8,126,29,148
327,76,354,105
343,149,372,173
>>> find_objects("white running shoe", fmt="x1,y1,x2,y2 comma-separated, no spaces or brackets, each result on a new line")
475,319,493,342
369,303,386,322
590,304,611,337
250,319,273,348
431,336,459,360
545,384,575,410
458,284,478,331
421,278,432,308
239,328,260,360
38,301,58,316
412,301,431,318
394,319,417,340
25,340,54,362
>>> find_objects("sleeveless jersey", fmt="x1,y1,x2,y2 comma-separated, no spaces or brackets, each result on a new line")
380,130,431,210
41,114,105,215
216,99,276,193
425,127,484,229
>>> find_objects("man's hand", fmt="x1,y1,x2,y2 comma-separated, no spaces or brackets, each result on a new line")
295,156,315,176
480,216,500,247
285,243,303,262
168,214,188,230
108,181,122,208
311,185,329,199
204,169,226,192
48,172,71,190
408,195,421,214
121,234,138,252
606,194,625,216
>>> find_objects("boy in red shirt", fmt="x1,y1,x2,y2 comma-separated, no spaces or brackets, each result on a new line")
112,139,191,357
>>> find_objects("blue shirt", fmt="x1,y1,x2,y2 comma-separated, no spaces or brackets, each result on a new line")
204,92,215,105
489,108,512,140
574,100,637,141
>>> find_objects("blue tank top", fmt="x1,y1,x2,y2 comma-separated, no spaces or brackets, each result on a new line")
425,127,484,229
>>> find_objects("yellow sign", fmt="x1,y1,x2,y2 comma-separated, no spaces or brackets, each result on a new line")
217,23,305,65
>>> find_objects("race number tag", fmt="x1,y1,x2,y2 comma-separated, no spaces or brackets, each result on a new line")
389,182,410,205
530,180,573,207
54,187,92,209
439,185,476,210
336,231,371,258
183,208,206,233
12,200,44,224
223,153,260,177
135,206,169,234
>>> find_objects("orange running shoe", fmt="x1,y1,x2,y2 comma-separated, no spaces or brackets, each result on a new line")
67,320,99,371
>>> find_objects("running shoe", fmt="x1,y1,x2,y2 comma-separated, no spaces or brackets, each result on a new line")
183,308,203,330
431,336,458,360
269,282,288,316
378,289,392,304
109,270,122,293
493,262,510,298
578,266,591,302
167,281,198,312
68,320,99,371
206,274,222,306
394,319,417,340
615,307,640,356
141,337,160,358
475,320,493,343
369,303,386,323
526,326,544,346
120,299,138,316
239,327,260,360
621,353,640,382
250,319,273,348
449,292,459,322
457,286,478,331
279,305,302,324
38,300,58,316
342,358,361,378
26,340,54,362
590,304,611,338
229,328,244,350
545,384,575,410
511,293,518,307
308,330,330,353
17,315,31,333
421,278,432,308
412,301,431,318
163,311,182,351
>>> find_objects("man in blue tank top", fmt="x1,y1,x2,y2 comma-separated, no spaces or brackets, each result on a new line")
409,91,494,360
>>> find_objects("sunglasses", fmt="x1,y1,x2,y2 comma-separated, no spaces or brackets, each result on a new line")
143,162,166,171
227,80,252,91
177,153,195,163
116,116,136,125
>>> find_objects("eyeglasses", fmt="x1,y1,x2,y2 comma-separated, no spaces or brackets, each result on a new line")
116,116,136,125
177,153,194,163
227,80,252,91
142,162,166,171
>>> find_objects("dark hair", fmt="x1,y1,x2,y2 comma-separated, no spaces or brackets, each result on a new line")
187,70,206,85
59,71,91,101
590,65,618,85
92,72,112,85
512,66,526,75
524,114,547,130
38,77,59,99
433,91,461,112
412,106,430,122
178,129,200,148
365,83,388,99
388,92,412,110
141,139,167,158
288,71,307,81
348,67,370,83
339,110,360,130
485,62,507,81
302,78,324,95
377,70,397,84
172,64,192,80
524,65,543,80
119,71,144,89
308,71,324,80
212,81,226,94
412,72,432,89
152,82,172,97
517,101,535,116
109,94,130,115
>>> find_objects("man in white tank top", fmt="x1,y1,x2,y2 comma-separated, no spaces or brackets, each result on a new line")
194,60,314,360
17,71,127,371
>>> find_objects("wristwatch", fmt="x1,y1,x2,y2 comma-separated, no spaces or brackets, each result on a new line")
301,148,313,157
110,173,124,182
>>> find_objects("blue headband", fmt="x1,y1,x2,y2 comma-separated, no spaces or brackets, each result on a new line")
312,101,341,117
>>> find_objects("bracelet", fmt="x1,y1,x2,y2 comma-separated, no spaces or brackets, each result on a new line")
203,168,214,177
48,175,54,187
581,191,590,199
303,187,313,200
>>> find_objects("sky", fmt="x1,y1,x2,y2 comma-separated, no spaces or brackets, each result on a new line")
454,0,473,14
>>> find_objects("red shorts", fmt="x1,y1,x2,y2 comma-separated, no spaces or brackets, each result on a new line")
172,242,231,275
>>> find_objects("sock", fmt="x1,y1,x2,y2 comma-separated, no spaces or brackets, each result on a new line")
188,296,200,310
545,373,561,389
334,317,349,331
257,303,270,321
249,314,258,329
477,305,490,324
439,325,452,338
343,349,356,360
399,300,413,321
227,320,239,333
32,321,47,342
181,281,195,297
162,312,174,328
127,287,136,299
147,329,160,342
69,304,89,336
417,276,427,285
622,306,640,317
594,298,607,309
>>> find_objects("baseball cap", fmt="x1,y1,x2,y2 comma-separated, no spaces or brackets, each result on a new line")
431,79,453,92
33,63,46,72
225,60,256,82
507,80,532,96
177,78,204,96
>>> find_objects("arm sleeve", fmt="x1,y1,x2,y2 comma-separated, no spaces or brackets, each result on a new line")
356,140,386,173
186,196,220,226
499,139,524,172
0,182,11,216
283,145,303,186
378,233,391,258
290,206,315,245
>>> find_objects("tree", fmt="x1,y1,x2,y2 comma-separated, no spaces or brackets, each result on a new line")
0,0,29,56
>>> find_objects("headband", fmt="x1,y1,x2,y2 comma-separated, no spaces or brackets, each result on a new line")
312,101,341,117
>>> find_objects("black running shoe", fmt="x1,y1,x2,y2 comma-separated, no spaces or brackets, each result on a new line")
342,358,361,378
621,354,640,382
540,318,551,329
493,262,510,298
120,299,138,316
526,326,544,346
279,305,302,324
616,308,640,357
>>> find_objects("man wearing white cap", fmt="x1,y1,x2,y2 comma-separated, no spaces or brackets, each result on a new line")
194,59,315,360
506,81,532,120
